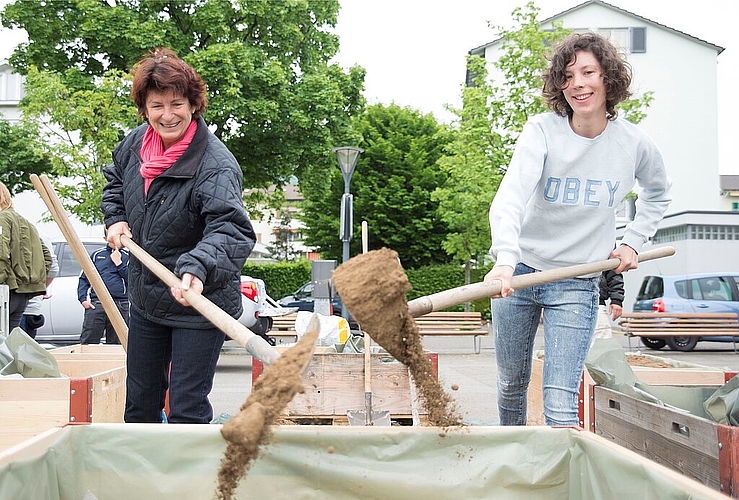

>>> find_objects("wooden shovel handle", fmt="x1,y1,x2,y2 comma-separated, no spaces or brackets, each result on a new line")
31,174,129,350
119,234,281,365
407,246,676,317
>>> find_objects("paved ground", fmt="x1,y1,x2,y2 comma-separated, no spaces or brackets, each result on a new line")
210,328,739,425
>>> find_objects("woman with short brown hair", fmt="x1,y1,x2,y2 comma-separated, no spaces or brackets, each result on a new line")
102,48,256,424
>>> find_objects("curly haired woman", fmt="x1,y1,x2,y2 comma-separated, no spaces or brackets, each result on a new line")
484,32,672,426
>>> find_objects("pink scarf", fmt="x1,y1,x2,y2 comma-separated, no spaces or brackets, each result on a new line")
139,120,198,194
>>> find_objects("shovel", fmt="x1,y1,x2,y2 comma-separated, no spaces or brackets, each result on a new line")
31,174,130,350
119,234,281,365
347,221,391,426
333,245,676,427
347,333,392,426
407,246,676,317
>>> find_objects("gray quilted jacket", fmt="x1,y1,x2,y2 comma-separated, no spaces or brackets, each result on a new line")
101,118,256,329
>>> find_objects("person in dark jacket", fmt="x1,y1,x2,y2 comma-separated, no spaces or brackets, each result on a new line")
77,243,130,345
593,269,625,340
101,48,256,424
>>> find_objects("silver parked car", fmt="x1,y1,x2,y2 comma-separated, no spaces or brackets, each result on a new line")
34,238,294,345
632,272,739,351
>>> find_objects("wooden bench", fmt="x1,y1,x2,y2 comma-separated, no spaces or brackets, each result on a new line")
414,311,490,354
619,312,739,352
267,311,490,353
266,313,300,345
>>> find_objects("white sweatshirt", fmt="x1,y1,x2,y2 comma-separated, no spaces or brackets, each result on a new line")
489,112,672,274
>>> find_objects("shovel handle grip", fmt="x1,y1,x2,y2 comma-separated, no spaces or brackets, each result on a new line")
407,246,675,317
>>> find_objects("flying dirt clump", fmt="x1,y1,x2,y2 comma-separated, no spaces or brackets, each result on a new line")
215,320,319,500
333,247,462,427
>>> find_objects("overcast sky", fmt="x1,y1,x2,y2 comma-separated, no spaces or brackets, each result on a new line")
332,0,738,174
2,0,736,173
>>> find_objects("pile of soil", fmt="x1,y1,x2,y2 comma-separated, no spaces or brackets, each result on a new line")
539,353,675,369
333,247,462,428
625,354,674,368
216,323,319,500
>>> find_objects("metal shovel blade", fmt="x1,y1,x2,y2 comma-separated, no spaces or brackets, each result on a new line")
347,408,391,426
347,331,391,426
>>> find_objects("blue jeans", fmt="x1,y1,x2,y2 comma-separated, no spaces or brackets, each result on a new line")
125,308,225,424
491,263,599,426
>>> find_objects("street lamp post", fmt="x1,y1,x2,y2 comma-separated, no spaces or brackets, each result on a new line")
333,146,363,320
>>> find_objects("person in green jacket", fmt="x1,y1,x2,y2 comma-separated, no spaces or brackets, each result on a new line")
0,181,52,331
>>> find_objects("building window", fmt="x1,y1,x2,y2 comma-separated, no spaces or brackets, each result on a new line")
576,28,645,54
0,69,25,102
630,27,646,53
733,202,739,211
592,28,629,52
653,224,739,243
652,226,687,243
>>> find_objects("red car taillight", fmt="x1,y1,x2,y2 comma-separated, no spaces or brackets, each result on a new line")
652,299,666,312
240,281,258,302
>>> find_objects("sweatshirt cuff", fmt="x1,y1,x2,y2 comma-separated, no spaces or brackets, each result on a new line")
494,250,519,269
619,234,644,254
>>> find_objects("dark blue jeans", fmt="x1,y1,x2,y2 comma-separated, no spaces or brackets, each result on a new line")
125,308,225,424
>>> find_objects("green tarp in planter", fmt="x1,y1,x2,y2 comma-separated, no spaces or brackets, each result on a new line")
0,424,722,499
0,327,62,378
586,338,737,423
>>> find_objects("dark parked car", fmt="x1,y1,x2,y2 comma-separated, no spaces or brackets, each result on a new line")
632,273,739,351
278,282,358,328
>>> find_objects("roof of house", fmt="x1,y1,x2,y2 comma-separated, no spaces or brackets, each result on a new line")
469,0,724,55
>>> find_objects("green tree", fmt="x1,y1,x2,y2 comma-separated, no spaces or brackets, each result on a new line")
300,103,452,269
18,67,138,224
2,0,364,216
267,212,300,262
0,119,53,194
432,56,504,287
